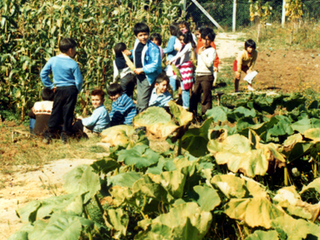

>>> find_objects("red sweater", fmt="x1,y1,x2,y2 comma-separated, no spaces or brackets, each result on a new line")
196,39,219,68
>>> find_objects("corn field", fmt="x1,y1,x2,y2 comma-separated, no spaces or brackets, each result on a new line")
0,0,183,120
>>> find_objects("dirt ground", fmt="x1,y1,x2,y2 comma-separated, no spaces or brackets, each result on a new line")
1,33,320,239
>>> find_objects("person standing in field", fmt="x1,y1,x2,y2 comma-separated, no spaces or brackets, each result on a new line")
40,38,83,144
131,22,162,113
189,28,216,117
233,39,258,92
196,26,220,74
149,72,173,108
150,33,164,60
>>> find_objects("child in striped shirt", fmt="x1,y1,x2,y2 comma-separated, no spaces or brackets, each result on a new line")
107,83,137,126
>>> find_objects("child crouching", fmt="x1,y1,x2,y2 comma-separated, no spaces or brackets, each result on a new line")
149,72,173,108
73,89,110,137
107,83,137,126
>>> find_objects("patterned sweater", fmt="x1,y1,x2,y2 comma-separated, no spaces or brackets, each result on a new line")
109,93,137,125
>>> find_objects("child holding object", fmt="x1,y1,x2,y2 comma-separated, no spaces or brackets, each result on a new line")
73,89,110,137
107,83,137,126
149,72,173,108
113,43,136,99
189,28,216,116
28,88,54,136
132,22,162,113
233,39,258,92
40,38,83,144
168,31,196,109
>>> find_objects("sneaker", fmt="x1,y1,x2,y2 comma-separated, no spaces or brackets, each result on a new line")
247,86,255,91
61,132,68,144
43,130,52,144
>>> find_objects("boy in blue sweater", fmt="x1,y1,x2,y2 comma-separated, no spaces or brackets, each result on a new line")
107,83,137,126
40,38,83,144
73,89,110,137
132,22,162,113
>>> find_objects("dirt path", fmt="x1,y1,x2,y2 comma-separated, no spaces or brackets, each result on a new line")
0,32,247,240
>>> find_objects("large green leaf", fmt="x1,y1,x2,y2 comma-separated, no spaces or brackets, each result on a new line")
133,106,178,138
271,215,320,240
8,223,34,240
280,134,313,162
100,125,135,147
206,106,231,123
303,128,320,142
63,165,100,203
16,193,83,223
225,197,285,229
105,208,129,239
300,178,320,195
118,144,160,169
291,118,320,134
91,158,120,174
136,202,212,240
192,185,221,211
208,131,285,177
245,230,279,240
108,172,142,188
181,118,213,157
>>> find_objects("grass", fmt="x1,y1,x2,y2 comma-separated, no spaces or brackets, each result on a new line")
0,122,108,174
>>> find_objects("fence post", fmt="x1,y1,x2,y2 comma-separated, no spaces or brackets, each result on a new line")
282,0,286,27
233,0,237,32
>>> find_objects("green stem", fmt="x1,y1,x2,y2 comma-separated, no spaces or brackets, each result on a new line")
284,166,288,186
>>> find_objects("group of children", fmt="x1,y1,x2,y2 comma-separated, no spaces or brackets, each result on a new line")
32,21,258,143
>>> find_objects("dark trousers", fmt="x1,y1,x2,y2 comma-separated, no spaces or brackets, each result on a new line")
120,73,136,99
190,75,214,115
47,86,78,136
136,78,153,113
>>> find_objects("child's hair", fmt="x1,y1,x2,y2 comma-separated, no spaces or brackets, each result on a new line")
245,39,256,50
59,38,77,53
182,32,196,49
41,88,54,101
150,33,162,45
107,83,123,96
169,23,179,36
178,20,190,31
114,42,127,57
91,89,105,100
134,22,150,36
200,27,216,42
155,72,169,84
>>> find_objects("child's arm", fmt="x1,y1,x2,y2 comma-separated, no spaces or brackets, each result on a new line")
123,106,137,125
248,51,258,72
199,48,216,69
81,108,100,128
141,44,161,75
168,44,191,64
73,64,83,93
163,36,176,54
40,59,55,89
113,60,119,83
211,42,219,71
236,51,245,73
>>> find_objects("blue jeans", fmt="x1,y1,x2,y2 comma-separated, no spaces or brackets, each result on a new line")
29,118,36,133
169,76,177,91
181,83,190,109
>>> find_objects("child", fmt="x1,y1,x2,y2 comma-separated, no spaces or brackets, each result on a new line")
178,20,197,46
40,38,83,144
73,89,110,137
107,83,137,126
149,72,173,108
190,28,217,116
132,22,162,113
150,33,164,59
168,31,196,109
163,23,181,91
196,26,220,73
233,39,258,92
113,42,136,99
28,88,54,135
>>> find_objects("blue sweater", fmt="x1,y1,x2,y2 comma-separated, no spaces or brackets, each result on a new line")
82,105,110,133
149,88,173,107
40,55,83,93
163,36,178,61
110,93,137,125
132,39,162,85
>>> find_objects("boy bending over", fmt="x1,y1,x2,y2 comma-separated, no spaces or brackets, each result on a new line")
107,83,137,126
